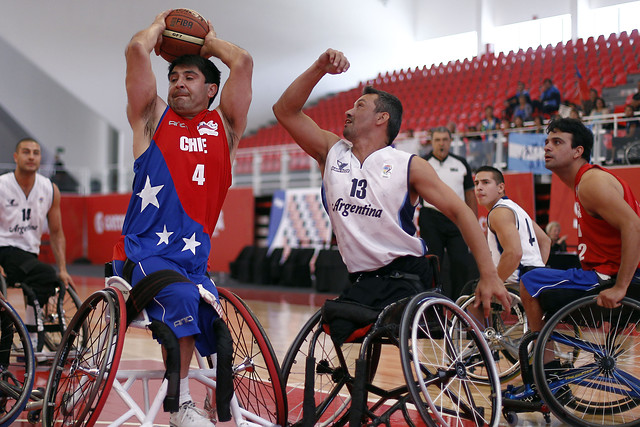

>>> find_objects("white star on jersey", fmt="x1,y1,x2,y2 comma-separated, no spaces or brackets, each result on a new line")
182,232,201,255
137,176,164,212
156,225,173,245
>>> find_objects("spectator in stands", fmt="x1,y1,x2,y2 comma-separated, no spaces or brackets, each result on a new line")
513,116,526,132
545,221,567,254
480,105,499,133
504,81,531,120
474,106,499,167
530,116,545,134
589,97,610,117
582,88,599,116
589,97,612,130
513,94,533,122
420,127,478,300
534,78,561,115
569,106,581,120
623,104,638,138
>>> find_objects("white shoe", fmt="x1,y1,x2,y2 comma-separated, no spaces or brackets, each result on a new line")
170,401,216,427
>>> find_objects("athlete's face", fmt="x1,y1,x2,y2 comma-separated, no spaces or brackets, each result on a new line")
544,130,583,171
343,94,380,141
431,131,452,161
14,140,41,174
474,171,503,209
167,65,217,118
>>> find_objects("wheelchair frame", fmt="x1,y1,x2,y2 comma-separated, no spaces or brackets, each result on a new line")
39,274,286,427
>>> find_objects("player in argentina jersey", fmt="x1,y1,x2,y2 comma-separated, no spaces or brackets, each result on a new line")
0,138,75,351
474,166,549,285
113,10,252,426
274,48,511,321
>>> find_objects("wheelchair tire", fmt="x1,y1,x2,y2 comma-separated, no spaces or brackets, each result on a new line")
42,283,86,353
453,289,528,383
624,141,640,165
400,293,502,427
42,287,126,427
281,310,359,426
0,297,35,427
216,287,286,426
533,295,640,427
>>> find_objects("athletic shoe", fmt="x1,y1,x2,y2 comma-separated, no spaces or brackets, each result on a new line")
170,401,215,427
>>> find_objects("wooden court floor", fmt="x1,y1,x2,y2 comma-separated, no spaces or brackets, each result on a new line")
9,266,568,426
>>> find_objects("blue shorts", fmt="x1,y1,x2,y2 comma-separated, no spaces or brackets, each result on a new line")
112,257,221,356
521,267,640,298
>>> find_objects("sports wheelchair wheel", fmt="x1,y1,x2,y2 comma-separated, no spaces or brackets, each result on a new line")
42,287,126,427
0,297,34,427
453,289,528,383
216,287,286,426
400,293,501,427
42,283,85,353
533,295,640,427
281,310,375,426
624,141,640,164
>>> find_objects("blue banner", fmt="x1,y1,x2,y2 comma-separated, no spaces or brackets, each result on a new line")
507,133,550,175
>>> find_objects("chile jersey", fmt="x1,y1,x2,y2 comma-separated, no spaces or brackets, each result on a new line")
575,163,640,275
114,107,231,276
322,140,426,273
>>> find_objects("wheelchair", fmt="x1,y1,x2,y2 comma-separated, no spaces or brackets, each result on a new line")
500,283,640,426
280,255,502,426
0,293,37,426
453,283,529,383
0,272,84,357
39,270,287,426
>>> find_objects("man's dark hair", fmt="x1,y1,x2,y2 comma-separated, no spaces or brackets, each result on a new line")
476,165,504,185
15,137,39,152
431,126,452,138
363,86,403,145
168,55,222,107
546,117,593,161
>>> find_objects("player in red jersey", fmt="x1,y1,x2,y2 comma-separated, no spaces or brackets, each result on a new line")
116,10,252,427
520,117,640,364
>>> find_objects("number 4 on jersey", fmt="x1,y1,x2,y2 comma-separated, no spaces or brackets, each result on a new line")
192,164,205,185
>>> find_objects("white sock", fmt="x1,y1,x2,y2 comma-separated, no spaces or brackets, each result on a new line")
179,377,192,406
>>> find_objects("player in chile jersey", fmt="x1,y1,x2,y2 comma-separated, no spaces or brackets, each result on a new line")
113,10,252,426
273,49,511,322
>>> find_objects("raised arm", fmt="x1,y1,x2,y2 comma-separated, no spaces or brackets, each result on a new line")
46,183,74,287
125,10,171,159
273,49,349,170
202,21,253,160
410,157,511,316
579,170,640,308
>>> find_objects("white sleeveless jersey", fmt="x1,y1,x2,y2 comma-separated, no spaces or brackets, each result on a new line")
322,140,426,273
0,172,53,254
487,197,544,284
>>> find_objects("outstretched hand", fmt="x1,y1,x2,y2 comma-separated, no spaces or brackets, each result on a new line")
316,49,350,75
473,276,512,318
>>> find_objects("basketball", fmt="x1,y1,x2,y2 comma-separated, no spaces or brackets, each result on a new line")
159,9,208,62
